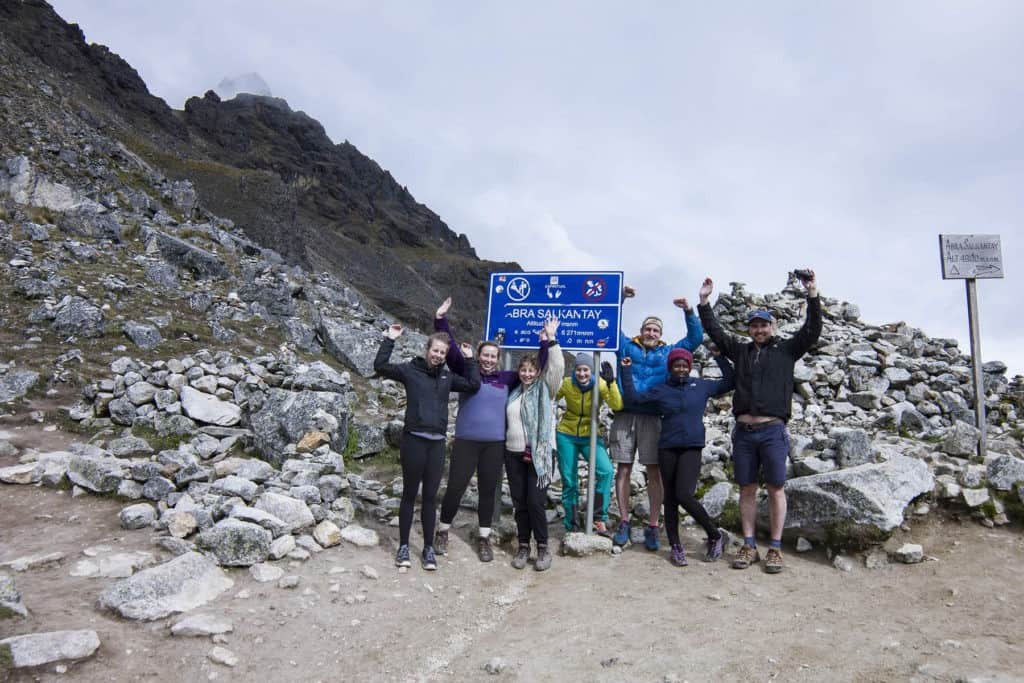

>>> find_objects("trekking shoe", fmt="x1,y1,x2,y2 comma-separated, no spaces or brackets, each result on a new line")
704,529,727,562
511,544,530,570
612,520,631,547
764,547,785,574
593,520,608,534
643,526,660,552
534,544,552,572
731,544,760,570
670,543,688,567
421,546,438,571
395,544,411,568
433,529,449,556
476,536,494,563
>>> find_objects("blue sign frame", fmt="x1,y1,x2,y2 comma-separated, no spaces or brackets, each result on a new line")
485,271,623,352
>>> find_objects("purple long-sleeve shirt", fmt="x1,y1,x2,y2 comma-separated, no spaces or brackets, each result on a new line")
434,316,550,441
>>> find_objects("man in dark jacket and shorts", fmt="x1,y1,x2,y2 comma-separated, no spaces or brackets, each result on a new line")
697,272,821,574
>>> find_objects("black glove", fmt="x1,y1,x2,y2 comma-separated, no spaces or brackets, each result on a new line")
600,361,615,384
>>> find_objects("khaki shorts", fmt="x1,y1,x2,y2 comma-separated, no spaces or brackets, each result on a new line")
609,413,661,466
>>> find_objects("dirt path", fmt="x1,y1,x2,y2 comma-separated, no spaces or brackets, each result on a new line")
2,424,1022,682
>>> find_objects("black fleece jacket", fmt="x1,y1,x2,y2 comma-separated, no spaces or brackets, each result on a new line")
374,338,481,435
697,296,821,422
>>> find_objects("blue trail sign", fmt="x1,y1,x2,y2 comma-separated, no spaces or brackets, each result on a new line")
485,271,623,352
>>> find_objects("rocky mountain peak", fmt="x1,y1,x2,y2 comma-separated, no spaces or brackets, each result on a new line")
214,72,273,100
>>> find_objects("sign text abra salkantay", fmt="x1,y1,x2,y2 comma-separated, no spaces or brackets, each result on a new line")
939,234,1004,279
485,271,623,352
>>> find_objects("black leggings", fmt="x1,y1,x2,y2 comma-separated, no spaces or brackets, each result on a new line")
440,439,504,528
399,434,446,547
660,447,719,546
504,450,548,546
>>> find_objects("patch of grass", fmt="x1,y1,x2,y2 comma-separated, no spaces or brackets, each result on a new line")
823,520,890,553
130,424,188,452
346,447,401,479
342,425,359,459
46,409,98,436
0,604,21,621
717,499,741,533
997,487,1024,522
0,642,11,675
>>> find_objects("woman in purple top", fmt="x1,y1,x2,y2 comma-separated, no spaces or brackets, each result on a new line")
432,297,554,562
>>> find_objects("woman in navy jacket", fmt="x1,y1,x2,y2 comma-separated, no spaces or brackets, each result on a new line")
620,348,734,566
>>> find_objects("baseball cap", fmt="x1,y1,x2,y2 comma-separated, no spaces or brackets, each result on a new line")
747,310,773,324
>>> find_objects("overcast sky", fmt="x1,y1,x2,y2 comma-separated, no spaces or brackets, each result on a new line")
51,1,1023,376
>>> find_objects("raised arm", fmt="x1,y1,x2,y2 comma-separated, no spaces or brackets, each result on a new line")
449,342,481,393
373,325,407,382
785,272,822,359
618,360,660,408
696,278,740,360
599,361,623,411
704,353,736,398
433,297,467,375
536,318,564,395
671,296,704,351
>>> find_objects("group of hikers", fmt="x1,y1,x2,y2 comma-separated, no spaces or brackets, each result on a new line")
373,271,821,574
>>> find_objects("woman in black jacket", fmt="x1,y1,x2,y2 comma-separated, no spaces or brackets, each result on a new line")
374,324,480,570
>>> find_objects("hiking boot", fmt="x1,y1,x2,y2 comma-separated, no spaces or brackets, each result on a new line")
764,547,785,574
511,544,530,570
612,520,631,547
433,529,449,556
593,519,608,534
670,543,688,567
704,529,727,562
534,544,552,572
732,544,760,570
476,536,494,563
395,544,411,568
421,546,438,571
643,526,660,552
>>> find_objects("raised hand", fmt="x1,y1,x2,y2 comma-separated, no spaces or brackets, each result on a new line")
459,342,474,359
622,285,636,300
600,361,615,384
698,278,714,304
385,324,403,340
620,357,632,367
672,297,691,312
543,315,560,340
435,296,452,319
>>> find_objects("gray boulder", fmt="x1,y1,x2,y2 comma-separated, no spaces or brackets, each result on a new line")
146,230,228,279
67,455,124,493
59,205,121,241
52,296,105,338
97,551,233,621
0,370,39,403
119,503,157,530
833,428,874,468
248,389,349,466
700,481,733,520
941,421,979,457
288,361,349,393
0,630,100,668
144,261,179,289
1,572,28,617
318,317,378,377
778,455,934,542
253,492,314,534
123,321,162,350
196,519,271,566
986,455,1024,492
179,386,241,427
560,532,614,557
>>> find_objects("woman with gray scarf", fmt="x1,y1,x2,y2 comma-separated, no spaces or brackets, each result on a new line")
505,317,565,571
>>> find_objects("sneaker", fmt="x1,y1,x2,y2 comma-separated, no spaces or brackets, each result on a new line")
433,529,449,556
643,526,660,552
534,544,552,572
612,520,631,547
670,543,688,567
704,529,727,562
395,544,411,568
421,546,438,571
732,544,760,570
476,536,494,563
764,547,785,574
511,544,530,570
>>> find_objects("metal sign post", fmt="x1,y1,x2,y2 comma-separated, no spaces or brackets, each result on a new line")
584,352,600,536
939,234,1004,459
485,271,624,535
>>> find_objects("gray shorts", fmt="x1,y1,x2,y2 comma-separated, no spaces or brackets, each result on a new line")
609,413,661,466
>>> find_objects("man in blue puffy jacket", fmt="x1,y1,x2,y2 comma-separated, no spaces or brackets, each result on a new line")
611,285,704,549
